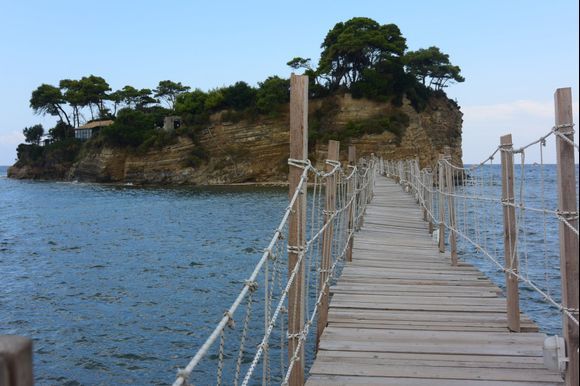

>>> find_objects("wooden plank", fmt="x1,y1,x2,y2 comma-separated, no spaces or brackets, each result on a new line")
307,176,562,385
307,375,562,386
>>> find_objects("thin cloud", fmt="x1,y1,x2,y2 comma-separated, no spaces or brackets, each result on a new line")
462,100,555,121
0,130,24,146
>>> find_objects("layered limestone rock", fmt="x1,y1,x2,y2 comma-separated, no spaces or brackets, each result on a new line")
10,94,463,184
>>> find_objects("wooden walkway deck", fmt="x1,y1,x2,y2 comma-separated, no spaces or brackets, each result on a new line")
306,177,564,386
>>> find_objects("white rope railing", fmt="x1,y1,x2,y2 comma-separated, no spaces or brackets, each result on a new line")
381,123,579,330
172,156,377,386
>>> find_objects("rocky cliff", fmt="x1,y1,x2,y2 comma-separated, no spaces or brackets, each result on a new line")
8,94,462,184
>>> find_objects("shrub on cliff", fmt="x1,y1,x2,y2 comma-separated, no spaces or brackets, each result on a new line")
100,108,155,147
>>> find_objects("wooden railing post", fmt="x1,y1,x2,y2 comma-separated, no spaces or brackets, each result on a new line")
426,168,434,235
346,145,356,262
438,154,446,253
317,140,339,348
287,73,308,385
0,335,34,386
444,148,458,266
500,134,521,332
554,87,579,386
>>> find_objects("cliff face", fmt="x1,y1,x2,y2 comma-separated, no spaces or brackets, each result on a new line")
9,94,462,184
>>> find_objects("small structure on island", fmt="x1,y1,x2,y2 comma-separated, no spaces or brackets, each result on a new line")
75,120,114,141
162,116,181,132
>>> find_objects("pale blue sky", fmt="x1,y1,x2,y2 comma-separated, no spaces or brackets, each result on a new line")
0,0,578,164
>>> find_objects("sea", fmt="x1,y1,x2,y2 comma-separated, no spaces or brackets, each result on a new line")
0,164,577,385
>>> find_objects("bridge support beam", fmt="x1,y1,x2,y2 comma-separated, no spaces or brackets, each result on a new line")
438,154,446,253
500,134,521,332
317,140,340,349
554,87,578,386
346,145,357,262
287,73,308,386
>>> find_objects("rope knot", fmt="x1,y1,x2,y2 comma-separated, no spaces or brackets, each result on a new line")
554,123,575,135
287,245,305,254
287,332,301,340
287,158,311,170
258,342,269,350
245,280,258,292
224,311,235,329
556,209,579,221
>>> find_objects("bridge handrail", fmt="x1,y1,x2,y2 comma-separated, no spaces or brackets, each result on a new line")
173,156,377,386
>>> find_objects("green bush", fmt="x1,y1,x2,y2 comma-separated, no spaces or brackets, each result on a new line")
100,108,155,147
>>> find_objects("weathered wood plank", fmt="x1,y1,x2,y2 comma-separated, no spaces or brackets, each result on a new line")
307,176,563,385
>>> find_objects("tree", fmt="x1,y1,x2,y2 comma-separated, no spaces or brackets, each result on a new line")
48,121,74,142
405,46,465,90
100,108,155,147
175,89,208,115
317,17,407,89
116,86,157,110
256,76,290,113
154,80,190,110
23,124,44,145
79,75,111,119
30,84,71,126
221,81,257,110
59,79,85,127
287,57,312,72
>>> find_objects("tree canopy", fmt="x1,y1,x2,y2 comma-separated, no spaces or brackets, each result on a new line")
405,46,465,90
154,80,190,110
23,124,44,145
317,17,407,89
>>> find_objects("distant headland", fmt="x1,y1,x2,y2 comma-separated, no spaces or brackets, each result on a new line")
8,17,464,184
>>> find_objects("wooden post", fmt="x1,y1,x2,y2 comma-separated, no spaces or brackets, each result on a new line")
287,74,308,386
500,134,520,332
346,145,356,262
426,168,434,235
438,154,446,253
554,87,579,386
317,140,339,348
0,335,34,386
444,148,458,266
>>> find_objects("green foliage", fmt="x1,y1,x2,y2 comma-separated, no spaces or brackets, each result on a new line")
154,80,190,110
311,111,409,144
287,57,312,72
317,17,407,89
404,46,465,90
16,143,44,163
100,108,155,147
48,121,75,142
204,88,225,111
30,84,71,126
256,76,290,114
23,124,44,145
221,81,257,110
16,138,81,167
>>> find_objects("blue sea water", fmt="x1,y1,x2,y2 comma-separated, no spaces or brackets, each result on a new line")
0,164,577,385
0,166,288,385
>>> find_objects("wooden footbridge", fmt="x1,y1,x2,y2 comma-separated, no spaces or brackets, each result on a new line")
4,77,574,385
165,78,577,386
306,176,563,385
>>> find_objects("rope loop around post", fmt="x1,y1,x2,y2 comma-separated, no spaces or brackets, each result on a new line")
224,311,235,329
244,280,259,292
286,245,305,254
287,158,311,170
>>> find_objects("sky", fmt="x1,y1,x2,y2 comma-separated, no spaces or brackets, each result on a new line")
0,0,578,165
